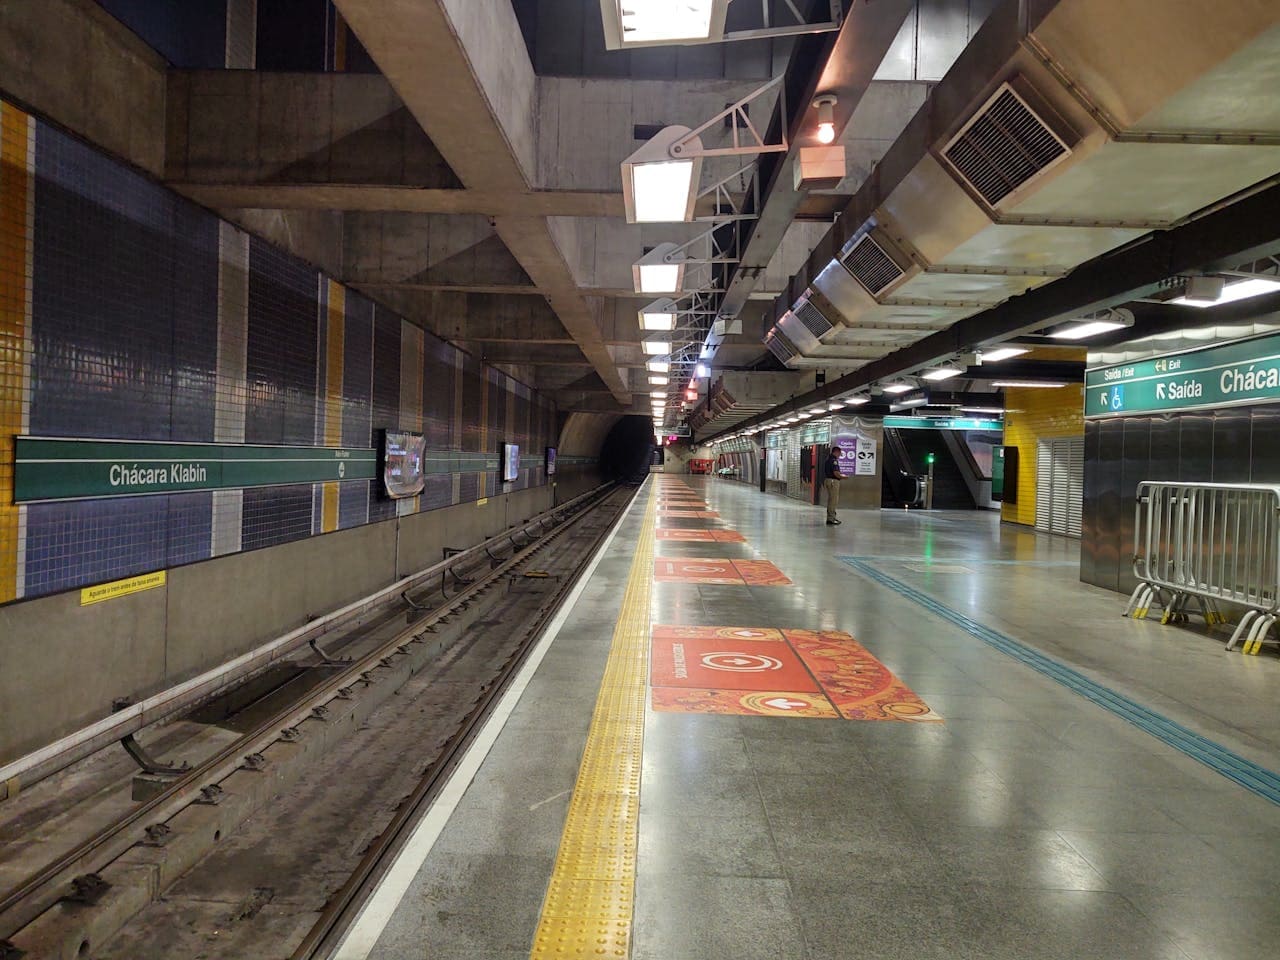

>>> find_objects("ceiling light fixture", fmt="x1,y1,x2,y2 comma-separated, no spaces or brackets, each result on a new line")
639,298,678,331
695,363,709,378
959,406,1005,415
648,375,668,386
633,243,687,294
991,380,1068,389
1049,308,1135,341
922,366,963,381
842,395,870,406
978,346,1028,363
642,339,672,355
1168,276,1280,308
882,382,914,394
891,397,928,410
647,360,669,373
622,126,704,223
813,93,838,144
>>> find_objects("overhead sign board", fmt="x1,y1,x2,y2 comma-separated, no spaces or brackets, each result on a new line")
1085,332,1280,418
882,416,1003,431
14,437,377,503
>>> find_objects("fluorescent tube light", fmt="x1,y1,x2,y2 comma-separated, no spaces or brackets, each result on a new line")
827,402,845,411
642,340,671,355
1168,277,1280,308
992,380,1068,388
979,347,1028,362
842,396,870,406
922,366,962,381
882,382,914,394
1049,320,1127,340
959,407,1005,414
648,375,668,385
647,360,669,372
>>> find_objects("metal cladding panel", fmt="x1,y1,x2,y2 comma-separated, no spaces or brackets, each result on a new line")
1093,417,1124,593
1212,408,1253,484
1249,406,1280,483
1177,414,1214,484
342,294,376,450
1080,420,1100,586
1118,418,1150,596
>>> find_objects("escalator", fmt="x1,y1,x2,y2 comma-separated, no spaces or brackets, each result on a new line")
882,428,977,509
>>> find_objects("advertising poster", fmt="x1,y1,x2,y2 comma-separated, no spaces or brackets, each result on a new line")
381,431,426,499
502,442,521,483
830,416,877,477
545,446,557,477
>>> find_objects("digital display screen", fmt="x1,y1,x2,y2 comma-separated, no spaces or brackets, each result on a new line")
501,442,520,483
381,431,425,499
545,446,557,477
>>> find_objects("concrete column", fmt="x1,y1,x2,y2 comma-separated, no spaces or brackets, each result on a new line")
224,0,257,69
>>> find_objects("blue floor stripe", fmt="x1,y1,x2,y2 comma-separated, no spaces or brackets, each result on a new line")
839,556,1280,806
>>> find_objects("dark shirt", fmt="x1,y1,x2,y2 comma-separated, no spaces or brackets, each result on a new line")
824,450,842,479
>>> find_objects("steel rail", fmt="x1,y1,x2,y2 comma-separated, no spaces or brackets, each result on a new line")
0,484,610,799
291,484,637,960
0,484,618,938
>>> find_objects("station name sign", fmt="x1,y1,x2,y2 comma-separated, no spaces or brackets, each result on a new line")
13,437,378,503
1085,332,1280,418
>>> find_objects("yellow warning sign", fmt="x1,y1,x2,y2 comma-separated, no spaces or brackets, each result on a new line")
476,498,489,507
80,571,167,606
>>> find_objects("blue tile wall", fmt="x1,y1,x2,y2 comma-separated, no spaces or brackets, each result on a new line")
11,108,559,605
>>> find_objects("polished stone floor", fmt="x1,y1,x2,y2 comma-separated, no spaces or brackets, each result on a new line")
368,475,1280,960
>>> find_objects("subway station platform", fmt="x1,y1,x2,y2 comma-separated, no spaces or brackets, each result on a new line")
339,476,1280,960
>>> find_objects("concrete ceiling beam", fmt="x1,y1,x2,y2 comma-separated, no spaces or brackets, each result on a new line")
170,183,624,218
331,0,630,404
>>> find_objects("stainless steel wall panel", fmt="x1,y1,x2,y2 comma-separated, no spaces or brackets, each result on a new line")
1095,418,1125,592
1118,417,1151,596
1177,415,1214,484
1249,405,1280,483
1081,421,1101,586
1212,410,1252,484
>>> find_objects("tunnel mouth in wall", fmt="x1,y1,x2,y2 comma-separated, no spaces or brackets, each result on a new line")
599,416,655,480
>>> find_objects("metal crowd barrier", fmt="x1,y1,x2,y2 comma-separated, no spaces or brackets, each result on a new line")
1125,481,1280,654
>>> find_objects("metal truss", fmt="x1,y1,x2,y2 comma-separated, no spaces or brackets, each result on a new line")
672,77,789,160
722,0,844,43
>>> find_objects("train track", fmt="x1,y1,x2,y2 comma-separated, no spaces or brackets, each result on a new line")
0,482,635,959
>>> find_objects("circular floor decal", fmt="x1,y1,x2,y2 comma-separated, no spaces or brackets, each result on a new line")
700,652,784,672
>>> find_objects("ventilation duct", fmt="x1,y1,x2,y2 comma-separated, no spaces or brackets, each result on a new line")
940,80,1074,210
764,325,800,365
793,296,835,340
839,230,912,297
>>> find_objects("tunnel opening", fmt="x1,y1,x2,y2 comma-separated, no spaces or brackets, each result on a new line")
598,416,655,482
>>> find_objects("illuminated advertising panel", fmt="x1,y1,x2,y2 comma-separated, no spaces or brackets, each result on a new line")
501,442,520,483
545,446,557,476
381,431,425,498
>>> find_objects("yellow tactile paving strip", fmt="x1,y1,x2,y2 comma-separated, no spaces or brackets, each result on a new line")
529,487,654,959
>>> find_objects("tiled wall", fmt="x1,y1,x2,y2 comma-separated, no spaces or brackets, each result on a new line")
0,97,557,604
999,385,1085,527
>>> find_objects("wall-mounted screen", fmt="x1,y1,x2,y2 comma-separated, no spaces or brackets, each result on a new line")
381,430,425,499
545,447,557,476
501,442,520,483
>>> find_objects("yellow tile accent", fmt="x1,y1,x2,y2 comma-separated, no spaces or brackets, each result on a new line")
0,101,34,603
530,489,654,959
1000,384,1085,527
321,281,344,533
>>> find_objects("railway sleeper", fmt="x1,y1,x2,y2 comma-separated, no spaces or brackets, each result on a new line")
3,589,496,960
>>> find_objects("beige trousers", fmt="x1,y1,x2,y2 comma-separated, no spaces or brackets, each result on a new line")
824,477,840,520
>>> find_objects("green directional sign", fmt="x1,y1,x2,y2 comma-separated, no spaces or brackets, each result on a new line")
1085,331,1280,418
14,437,378,503
882,416,1004,431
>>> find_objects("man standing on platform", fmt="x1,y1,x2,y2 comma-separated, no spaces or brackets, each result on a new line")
824,445,843,525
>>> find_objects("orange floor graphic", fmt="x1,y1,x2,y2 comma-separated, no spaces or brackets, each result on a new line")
655,529,746,542
653,558,791,585
649,626,940,721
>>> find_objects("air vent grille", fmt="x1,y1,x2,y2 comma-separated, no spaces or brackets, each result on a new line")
840,234,905,296
794,299,834,339
764,327,799,364
942,83,1069,207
